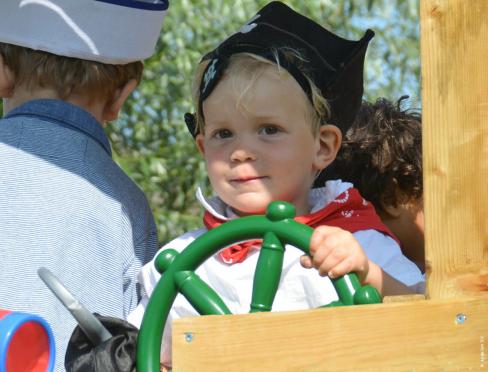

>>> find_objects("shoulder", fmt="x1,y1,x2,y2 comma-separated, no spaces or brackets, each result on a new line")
353,229,425,291
353,229,399,251
160,228,208,253
78,152,157,243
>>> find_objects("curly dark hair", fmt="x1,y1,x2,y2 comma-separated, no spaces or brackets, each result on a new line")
327,97,422,212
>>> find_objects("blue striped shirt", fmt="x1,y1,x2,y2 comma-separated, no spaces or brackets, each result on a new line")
0,99,158,371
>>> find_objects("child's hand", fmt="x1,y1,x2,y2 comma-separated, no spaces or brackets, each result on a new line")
300,226,370,282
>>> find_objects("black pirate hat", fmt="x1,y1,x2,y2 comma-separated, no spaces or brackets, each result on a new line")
185,1,374,137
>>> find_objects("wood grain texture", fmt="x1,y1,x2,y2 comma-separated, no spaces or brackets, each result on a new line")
382,294,426,303
420,0,488,299
172,297,487,371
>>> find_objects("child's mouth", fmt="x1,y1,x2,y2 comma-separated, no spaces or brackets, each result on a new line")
231,176,266,183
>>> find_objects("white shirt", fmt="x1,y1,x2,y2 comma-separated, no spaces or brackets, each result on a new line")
129,180,425,366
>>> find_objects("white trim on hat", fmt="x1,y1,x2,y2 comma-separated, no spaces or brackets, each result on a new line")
0,0,168,64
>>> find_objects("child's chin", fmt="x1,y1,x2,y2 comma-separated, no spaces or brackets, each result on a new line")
226,195,276,216
231,204,268,216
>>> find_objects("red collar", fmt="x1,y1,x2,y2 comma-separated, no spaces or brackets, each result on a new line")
203,188,399,264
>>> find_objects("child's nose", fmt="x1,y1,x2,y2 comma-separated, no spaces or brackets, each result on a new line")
230,142,256,162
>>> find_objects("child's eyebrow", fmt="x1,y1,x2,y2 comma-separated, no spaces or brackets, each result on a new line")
204,118,231,128
251,113,281,121
251,110,295,124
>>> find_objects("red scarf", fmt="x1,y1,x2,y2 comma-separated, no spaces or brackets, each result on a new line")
203,188,399,264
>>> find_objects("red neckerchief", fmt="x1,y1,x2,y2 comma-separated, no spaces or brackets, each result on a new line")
203,188,399,264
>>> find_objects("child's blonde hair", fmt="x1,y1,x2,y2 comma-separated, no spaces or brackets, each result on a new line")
191,50,331,136
0,43,143,103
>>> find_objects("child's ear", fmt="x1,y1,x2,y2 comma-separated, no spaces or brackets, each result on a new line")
313,124,342,171
102,79,138,122
0,55,15,98
379,199,402,219
378,181,403,219
195,133,205,155
380,203,403,218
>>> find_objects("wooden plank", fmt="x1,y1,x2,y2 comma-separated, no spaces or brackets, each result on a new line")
382,294,425,303
420,0,488,299
172,296,488,371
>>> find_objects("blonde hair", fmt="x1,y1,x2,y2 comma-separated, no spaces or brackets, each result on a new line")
191,50,331,136
0,43,143,103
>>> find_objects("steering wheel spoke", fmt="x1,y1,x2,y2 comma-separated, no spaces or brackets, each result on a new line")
250,232,285,313
174,270,232,316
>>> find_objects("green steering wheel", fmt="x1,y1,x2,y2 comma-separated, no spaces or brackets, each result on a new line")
137,201,382,371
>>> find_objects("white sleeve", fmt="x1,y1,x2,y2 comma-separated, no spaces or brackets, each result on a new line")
353,230,425,293
127,228,208,326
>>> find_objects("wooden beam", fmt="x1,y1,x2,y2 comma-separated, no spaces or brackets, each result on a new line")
172,297,487,370
420,0,488,299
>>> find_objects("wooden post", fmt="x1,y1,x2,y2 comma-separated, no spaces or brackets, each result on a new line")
420,0,488,299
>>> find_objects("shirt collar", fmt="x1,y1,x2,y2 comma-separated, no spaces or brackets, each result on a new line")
196,179,353,220
4,99,112,156
196,187,238,221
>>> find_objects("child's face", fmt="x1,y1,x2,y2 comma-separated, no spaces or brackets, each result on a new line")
196,65,334,216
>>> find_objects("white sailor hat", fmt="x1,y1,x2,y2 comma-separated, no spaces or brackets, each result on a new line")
0,0,169,64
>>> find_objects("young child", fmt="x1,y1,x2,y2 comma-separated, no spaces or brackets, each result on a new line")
128,1,424,368
0,1,168,370
325,97,424,272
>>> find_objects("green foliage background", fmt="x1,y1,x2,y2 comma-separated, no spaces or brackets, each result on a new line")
1,0,419,246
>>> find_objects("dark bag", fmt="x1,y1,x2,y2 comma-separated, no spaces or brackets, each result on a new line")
65,314,138,372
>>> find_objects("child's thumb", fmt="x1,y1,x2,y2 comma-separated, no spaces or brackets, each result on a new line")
299,254,313,269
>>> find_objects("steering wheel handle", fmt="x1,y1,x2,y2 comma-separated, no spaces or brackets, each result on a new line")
137,201,382,371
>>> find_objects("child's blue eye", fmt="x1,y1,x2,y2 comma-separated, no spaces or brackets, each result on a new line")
214,129,233,139
259,125,280,135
